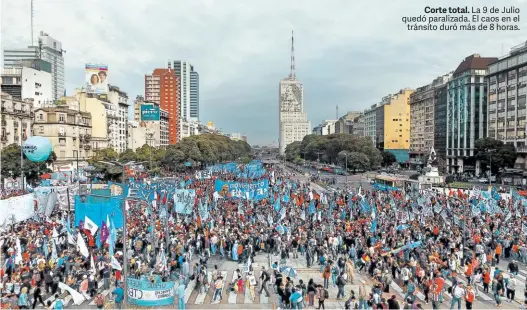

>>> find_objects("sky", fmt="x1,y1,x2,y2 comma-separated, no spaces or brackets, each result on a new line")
1,0,526,146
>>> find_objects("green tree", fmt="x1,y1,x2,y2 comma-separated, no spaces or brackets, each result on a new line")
284,141,301,162
0,144,55,184
474,137,517,174
345,151,370,172
381,151,397,167
286,134,381,168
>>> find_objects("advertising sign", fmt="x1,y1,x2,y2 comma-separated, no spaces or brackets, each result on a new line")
127,279,175,307
85,63,109,94
140,105,160,121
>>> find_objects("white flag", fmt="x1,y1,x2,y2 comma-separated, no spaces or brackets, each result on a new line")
58,282,85,305
90,254,96,274
125,200,130,210
111,256,122,270
15,238,23,264
84,216,99,235
76,232,89,257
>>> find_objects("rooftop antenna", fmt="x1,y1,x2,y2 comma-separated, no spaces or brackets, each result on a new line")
30,0,34,46
290,30,296,79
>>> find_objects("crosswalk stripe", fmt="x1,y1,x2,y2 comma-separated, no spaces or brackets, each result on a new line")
183,279,196,303
194,271,212,304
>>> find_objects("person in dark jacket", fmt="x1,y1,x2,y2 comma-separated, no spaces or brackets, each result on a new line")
387,294,401,309
43,267,53,294
32,286,46,309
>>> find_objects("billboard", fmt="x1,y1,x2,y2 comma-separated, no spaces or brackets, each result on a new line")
85,63,109,94
140,105,160,121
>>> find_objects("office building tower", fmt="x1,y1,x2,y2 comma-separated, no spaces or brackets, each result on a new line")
3,31,65,101
145,67,180,144
446,54,498,173
278,32,311,155
172,61,199,122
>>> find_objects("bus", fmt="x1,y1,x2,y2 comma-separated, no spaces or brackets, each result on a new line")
373,175,406,188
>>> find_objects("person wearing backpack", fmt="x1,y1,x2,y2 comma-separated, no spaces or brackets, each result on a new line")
53,294,64,310
317,284,327,309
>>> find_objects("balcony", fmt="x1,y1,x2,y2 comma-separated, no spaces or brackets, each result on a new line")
83,144,92,150
517,146,527,154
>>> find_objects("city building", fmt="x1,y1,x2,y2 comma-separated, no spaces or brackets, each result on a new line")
66,90,109,151
127,121,147,151
107,85,129,153
376,89,414,163
434,75,451,159
446,54,498,173
0,93,33,149
313,120,337,135
32,106,92,171
133,97,170,148
172,61,199,122
363,104,379,145
1,63,53,108
278,32,311,155
3,31,65,100
409,74,450,168
487,41,527,181
180,120,200,139
351,114,365,137
145,67,180,143
334,111,363,134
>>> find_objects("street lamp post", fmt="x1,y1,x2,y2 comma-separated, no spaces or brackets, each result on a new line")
345,153,348,186
487,149,497,186
98,160,144,306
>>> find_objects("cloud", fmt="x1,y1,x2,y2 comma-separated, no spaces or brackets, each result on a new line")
2,0,526,145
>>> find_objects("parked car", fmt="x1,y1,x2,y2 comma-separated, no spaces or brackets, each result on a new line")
478,178,489,183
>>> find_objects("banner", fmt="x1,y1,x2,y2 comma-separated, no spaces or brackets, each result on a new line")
0,194,35,224
74,195,123,229
174,189,195,214
85,63,109,94
208,162,239,173
195,170,212,180
140,105,161,121
214,179,269,201
34,187,58,216
127,278,175,306
3,177,24,190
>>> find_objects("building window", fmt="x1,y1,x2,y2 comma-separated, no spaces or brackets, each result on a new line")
59,114,65,122
38,126,44,134
39,113,44,120
59,138,66,145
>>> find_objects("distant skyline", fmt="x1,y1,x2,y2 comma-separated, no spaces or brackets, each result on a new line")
1,0,526,145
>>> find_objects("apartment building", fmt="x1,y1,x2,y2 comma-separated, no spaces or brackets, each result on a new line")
0,93,33,149
376,89,414,163
363,104,379,145
33,106,92,171
313,120,337,135
487,41,527,178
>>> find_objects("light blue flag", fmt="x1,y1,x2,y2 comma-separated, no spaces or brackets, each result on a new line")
96,231,102,249
370,219,377,233
51,239,58,261
43,238,49,258
309,200,316,215
274,196,281,212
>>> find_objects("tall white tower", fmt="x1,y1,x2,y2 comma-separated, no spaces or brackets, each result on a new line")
278,31,311,155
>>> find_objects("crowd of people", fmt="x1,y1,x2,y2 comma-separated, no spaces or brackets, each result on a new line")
1,162,527,310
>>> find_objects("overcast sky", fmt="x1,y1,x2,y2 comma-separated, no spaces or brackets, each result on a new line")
2,0,526,145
